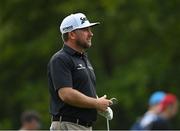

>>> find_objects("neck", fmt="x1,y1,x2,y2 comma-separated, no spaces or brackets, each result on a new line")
160,110,170,119
65,41,84,54
148,105,162,114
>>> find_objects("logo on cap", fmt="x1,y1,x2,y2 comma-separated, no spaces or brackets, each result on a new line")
80,17,87,24
63,25,73,31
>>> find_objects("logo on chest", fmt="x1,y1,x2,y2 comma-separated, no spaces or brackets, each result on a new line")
77,64,86,70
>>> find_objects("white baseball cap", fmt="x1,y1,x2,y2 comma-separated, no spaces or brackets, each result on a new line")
60,13,100,34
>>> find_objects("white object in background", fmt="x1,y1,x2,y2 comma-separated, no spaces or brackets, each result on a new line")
50,121,60,131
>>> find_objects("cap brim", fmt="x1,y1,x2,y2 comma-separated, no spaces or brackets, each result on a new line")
88,22,100,27
76,22,100,30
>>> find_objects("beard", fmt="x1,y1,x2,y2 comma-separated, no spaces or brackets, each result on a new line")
76,38,91,49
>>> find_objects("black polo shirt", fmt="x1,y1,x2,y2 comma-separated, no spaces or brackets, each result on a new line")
47,44,97,122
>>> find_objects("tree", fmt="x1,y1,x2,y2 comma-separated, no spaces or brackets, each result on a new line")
0,0,179,129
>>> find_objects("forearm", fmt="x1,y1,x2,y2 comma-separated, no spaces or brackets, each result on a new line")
58,87,98,109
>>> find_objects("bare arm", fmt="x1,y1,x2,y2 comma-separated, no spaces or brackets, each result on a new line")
58,87,112,112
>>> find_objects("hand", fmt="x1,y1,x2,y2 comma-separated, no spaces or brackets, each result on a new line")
98,107,113,120
96,95,112,112
50,121,60,131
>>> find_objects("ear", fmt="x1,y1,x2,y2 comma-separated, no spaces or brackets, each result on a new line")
68,31,76,40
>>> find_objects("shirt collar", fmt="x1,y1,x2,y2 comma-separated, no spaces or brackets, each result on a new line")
63,44,87,57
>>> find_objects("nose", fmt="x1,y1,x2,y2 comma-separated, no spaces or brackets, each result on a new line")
90,31,93,37
89,28,93,37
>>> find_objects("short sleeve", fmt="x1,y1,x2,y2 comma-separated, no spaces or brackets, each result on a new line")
49,56,73,90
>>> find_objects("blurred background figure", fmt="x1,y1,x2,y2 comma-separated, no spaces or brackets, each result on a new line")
150,93,178,130
19,110,41,130
131,91,166,130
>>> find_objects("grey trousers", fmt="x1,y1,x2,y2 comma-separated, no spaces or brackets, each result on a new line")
60,121,92,131
50,121,92,131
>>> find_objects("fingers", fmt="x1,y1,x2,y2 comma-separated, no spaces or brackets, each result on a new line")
101,94,107,99
96,95,113,112
100,95,113,106
109,100,113,106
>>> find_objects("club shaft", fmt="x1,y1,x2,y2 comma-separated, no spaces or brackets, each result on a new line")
107,118,109,131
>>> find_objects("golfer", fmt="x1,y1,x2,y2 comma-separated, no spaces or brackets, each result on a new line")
48,13,112,130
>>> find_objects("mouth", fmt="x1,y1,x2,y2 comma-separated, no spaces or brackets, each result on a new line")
87,38,91,42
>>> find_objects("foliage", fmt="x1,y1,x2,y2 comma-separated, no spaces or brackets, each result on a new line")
0,0,179,129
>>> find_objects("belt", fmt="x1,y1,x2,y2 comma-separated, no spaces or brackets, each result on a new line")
52,115,93,127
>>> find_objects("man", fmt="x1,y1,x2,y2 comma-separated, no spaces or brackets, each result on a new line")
48,13,112,130
131,91,166,130
150,93,178,130
19,110,40,130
